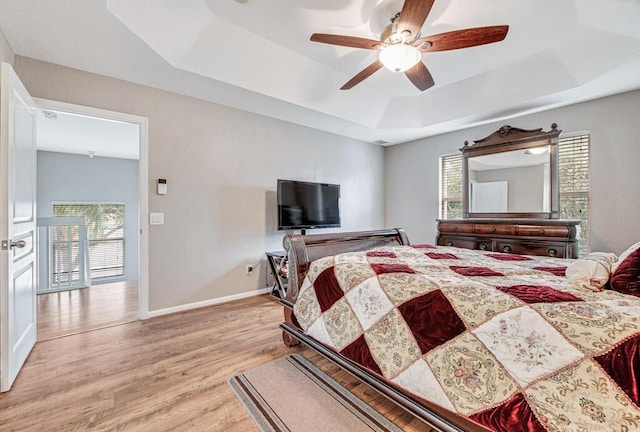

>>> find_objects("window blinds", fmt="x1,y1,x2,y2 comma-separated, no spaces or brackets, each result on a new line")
439,153,463,219
558,134,590,254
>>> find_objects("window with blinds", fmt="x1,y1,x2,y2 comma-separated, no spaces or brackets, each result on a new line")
438,132,590,254
558,134,590,255
439,153,463,219
53,203,125,280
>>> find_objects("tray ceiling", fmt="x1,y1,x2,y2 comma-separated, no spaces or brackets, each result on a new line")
1,0,639,145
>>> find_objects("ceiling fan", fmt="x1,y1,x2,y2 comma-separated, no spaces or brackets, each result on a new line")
310,0,509,91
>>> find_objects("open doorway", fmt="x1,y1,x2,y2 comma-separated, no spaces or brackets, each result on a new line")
33,99,148,340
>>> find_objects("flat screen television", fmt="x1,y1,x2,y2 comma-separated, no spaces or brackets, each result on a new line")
277,179,341,231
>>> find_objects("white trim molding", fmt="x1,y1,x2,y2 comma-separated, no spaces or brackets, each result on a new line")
147,288,271,318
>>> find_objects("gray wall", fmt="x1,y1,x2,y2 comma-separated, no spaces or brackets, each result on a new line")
37,151,139,283
385,89,640,256
15,56,385,312
0,27,13,65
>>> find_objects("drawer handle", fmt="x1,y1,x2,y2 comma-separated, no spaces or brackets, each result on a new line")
503,245,512,253
447,241,454,246
548,248,558,257
491,227,497,233
538,229,546,234
479,243,489,251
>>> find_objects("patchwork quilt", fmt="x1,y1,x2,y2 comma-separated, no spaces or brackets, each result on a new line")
292,245,640,432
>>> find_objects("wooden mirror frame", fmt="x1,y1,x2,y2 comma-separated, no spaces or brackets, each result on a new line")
461,123,561,219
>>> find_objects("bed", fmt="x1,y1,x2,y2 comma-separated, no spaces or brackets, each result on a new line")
278,229,640,432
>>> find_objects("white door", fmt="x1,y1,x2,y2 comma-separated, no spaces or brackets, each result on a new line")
0,62,38,392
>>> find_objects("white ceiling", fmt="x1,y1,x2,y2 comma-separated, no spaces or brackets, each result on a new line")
37,109,140,160
1,0,639,145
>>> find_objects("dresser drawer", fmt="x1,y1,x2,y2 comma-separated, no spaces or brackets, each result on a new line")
474,224,517,235
495,241,566,258
438,236,493,251
517,225,570,238
438,223,474,234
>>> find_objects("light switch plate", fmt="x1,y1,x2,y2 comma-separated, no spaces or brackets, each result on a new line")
150,212,165,225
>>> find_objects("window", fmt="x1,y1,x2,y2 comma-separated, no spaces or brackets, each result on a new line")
558,133,590,255
438,133,590,254
53,203,125,280
439,153,463,219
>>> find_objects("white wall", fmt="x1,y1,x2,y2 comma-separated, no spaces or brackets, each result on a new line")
385,89,640,256
36,151,139,283
0,27,13,65
14,57,385,312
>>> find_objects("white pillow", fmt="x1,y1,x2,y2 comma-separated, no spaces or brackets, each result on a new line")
565,252,618,292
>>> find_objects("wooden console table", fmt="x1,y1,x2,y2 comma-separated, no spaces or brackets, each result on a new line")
436,218,581,258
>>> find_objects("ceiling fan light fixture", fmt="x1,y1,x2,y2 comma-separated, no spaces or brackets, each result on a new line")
378,43,421,73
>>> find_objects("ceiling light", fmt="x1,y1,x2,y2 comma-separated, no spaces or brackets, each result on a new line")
525,146,548,155
378,44,421,73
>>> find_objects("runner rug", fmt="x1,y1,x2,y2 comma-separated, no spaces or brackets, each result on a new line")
228,354,404,432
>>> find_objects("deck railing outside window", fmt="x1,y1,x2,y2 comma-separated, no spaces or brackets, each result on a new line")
37,217,91,293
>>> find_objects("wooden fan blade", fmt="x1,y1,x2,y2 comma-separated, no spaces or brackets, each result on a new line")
397,0,435,40
415,26,509,52
341,60,383,90
405,62,435,91
310,33,382,50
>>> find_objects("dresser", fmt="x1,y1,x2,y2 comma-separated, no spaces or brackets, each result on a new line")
436,218,581,258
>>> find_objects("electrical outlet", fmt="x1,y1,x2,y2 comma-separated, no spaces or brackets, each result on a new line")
246,264,254,275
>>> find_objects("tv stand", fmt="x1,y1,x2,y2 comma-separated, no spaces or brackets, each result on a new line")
266,251,288,298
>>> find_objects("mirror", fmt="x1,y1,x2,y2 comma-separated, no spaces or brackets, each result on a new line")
462,124,561,219
468,145,550,213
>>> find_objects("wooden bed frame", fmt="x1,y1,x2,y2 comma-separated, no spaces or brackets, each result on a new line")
278,229,489,432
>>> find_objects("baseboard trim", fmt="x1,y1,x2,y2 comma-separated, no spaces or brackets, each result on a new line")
147,287,271,318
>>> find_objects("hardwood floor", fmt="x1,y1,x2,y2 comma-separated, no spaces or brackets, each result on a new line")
37,281,139,341
2,295,433,432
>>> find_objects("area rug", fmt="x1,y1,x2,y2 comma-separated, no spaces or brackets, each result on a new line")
228,354,404,432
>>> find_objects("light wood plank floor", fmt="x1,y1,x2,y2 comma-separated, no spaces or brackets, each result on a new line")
2,295,433,432
37,282,139,341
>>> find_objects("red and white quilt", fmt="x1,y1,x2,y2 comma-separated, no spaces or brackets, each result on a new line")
292,245,640,432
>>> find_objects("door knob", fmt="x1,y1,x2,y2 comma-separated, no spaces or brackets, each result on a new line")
11,240,26,248
2,239,26,250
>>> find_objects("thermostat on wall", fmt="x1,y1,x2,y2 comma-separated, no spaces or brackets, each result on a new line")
157,179,167,195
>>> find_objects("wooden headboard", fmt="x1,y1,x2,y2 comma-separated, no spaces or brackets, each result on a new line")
282,228,410,304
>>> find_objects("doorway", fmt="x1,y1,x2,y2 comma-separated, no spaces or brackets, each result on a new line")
33,98,149,340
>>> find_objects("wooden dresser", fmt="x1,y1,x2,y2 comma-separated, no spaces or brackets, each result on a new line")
436,218,581,258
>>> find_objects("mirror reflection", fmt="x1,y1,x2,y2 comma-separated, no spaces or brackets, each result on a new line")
468,145,550,213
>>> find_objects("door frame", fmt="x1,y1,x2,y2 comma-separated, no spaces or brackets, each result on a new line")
33,98,149,319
